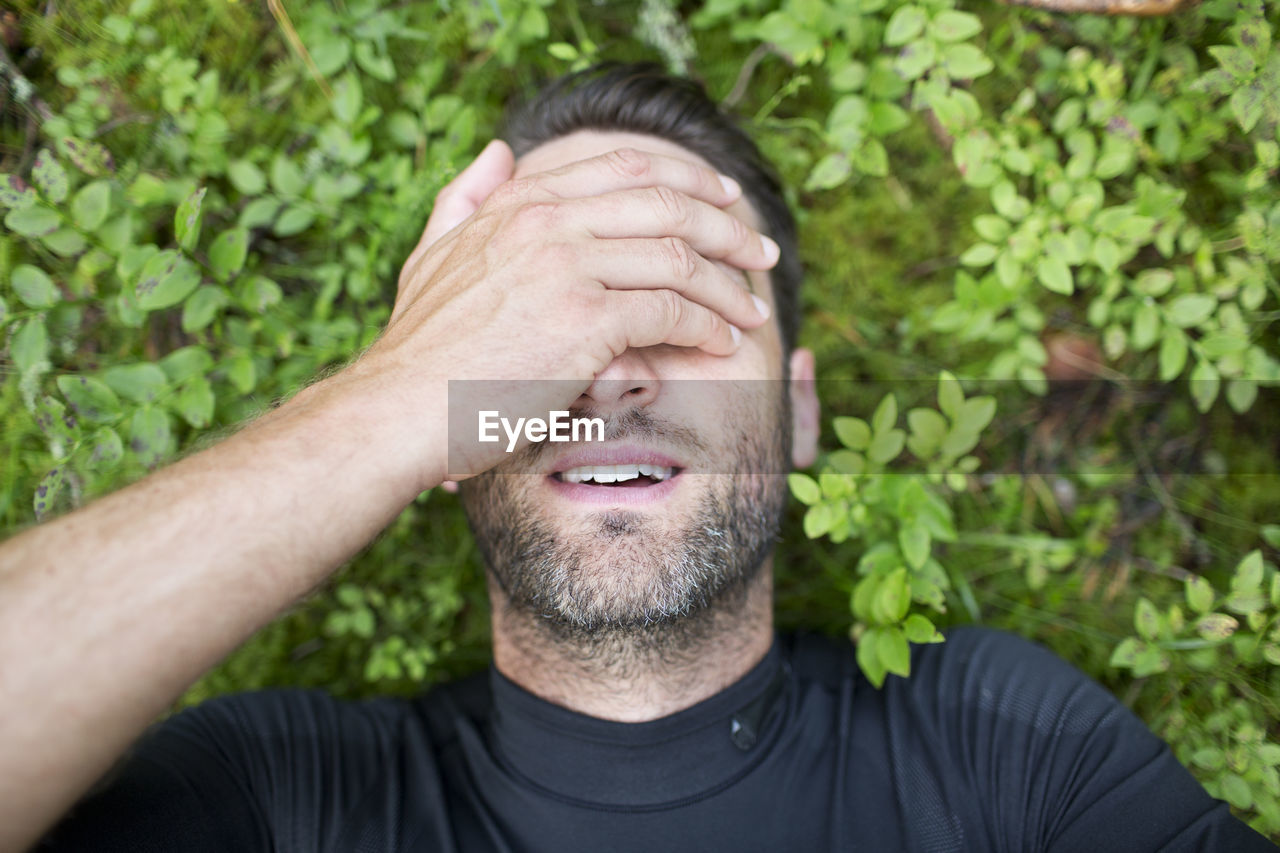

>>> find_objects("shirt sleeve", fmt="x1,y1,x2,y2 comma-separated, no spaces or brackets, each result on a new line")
36,689,407,853
891,627,1277,852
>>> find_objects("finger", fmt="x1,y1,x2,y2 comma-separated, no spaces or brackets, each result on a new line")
606,289,742,357
524,147,742,209
578,237,771,330
565,187,780,272
419,140,515,249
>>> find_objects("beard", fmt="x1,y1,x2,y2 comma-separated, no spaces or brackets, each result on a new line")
459,387,792,648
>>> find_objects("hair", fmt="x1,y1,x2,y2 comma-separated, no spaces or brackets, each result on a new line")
501,61,803,355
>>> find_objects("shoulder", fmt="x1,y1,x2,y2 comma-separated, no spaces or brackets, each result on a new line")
154,687,411,750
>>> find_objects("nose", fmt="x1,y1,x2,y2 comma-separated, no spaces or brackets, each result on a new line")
577,349,660,412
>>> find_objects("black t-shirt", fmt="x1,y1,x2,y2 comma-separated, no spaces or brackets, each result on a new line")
39,627,1276,851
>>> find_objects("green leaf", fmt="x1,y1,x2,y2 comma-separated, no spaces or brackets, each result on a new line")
160,346,214,384
1189,359,1219,413
353,41,395,82
805,153,851,191
1229,84,1264,133
1092,236,1120,274
103,362,168,403
227,353,256,394
903,614,944,644
1261,524,1280,549
71,180,112,231
174,186,206,253
11,317,50,373
1185,576,1215,614
135,249,202,311
1195,612,1237,641
788,472,821,505
1131,301,1160,351
11,264,59,308
973,215,1009,243
852,139,889,177
5,204,60,237
1134,597,1160,641
332,73,363,125
181,286,229,333
1220,773,1252,810
1226,379,1257,413
872,394,898,436
907,408,948,457
209,227,249,282
56,375,121,424
228,159,266,195
872,567,911,624
32,149,68,203
32,465,65,521
954,396,996,435
876,626,911,677
930,10,981,42
0,174,36,209
857,629,888,688
942,43,993,79
547,42,578,61
960,243,998,266
938,371,964,420
833,416,871,450
1036,255,1073,295
1208,45,1256,79
803,503,835,539
87,426,124,470
884,5,926,46
175,376,215,428
1109,637,1139,668
128,406,174,468
1159,329,1188,380
274,205,315,237
1166,294,1216,328
899,522,931,571
270,154,306,197
1235,550,1263,591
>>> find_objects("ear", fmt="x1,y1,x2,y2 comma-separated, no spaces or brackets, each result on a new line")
418,139,515,247
788,348,819,469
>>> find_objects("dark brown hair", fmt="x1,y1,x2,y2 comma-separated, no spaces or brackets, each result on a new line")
502,62,802,354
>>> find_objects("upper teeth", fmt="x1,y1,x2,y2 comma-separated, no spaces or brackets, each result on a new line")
561,464,674,484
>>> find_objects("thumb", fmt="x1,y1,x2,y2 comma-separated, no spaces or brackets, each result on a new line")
419,139,516,248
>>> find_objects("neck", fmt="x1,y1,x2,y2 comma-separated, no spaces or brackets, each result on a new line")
489,560,775,722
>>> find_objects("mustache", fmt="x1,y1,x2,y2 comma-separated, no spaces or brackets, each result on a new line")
513,406,709,467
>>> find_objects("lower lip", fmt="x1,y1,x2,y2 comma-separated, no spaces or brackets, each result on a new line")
547,472,682,505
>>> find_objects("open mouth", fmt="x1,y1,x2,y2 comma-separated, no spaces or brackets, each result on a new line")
552,464,682,488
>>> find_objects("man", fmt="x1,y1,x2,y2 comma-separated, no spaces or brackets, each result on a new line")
4,63,1274,851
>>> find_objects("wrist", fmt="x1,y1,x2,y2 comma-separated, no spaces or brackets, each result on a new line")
291,360,449,499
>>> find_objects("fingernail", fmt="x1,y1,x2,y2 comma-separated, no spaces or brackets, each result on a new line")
730,324,742,346
761,235,780,263
719,174,742,198
751,294,771,320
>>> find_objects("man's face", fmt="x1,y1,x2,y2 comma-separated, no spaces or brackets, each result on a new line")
459,131,816,636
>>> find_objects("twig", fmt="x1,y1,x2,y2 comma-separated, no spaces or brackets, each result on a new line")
266,0,334,101
998,0,1190,14
0,40,53,123
723,44,771,110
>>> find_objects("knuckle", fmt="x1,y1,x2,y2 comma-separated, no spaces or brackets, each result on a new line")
513,199,560,229
538,240,577,269
727,215,751,249
657,288,685,328
490,178,532,207
662,237,699,282
605,147,650,179
649,185,688,228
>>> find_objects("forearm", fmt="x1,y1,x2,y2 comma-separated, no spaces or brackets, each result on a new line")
0,366,440,852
